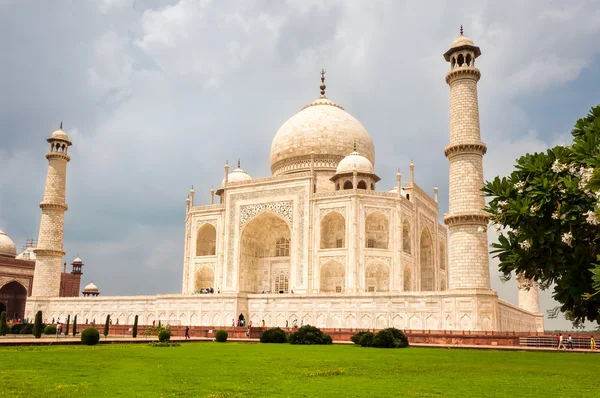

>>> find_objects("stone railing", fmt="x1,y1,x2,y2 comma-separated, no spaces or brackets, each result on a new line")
225,172,312,187
190,204,225,212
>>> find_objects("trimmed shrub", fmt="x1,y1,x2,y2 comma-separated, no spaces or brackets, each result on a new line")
44,325,57,335
0,311,8,336
158,329,172,342
351,331,370,345
215,330,228,342
103,315,110,337
81,328,100,345
64,315,70,335
260,327,287,343
132,315,138,338
11,323,33,334
358,332,374,347
72,315,77,336
371,328,409,348
148,342,181,347
33,311,43,338
288,325,332,345
20,326,33,335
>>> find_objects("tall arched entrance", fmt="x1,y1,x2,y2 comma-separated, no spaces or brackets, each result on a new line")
420,229,434,291
239,212,291,293
0,281,28,320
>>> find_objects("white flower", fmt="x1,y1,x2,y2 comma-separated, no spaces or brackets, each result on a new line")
498,200,508,207
584,210,600,226
519,240,531,250
530,205,539,214
514,181,525,189
552,212,559,220
552,160,567,173
569,166,577,175
561,231,573,247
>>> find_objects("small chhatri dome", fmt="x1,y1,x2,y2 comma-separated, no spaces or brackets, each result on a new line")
444,25,481,61
50,122,70,142
16,246,36,261
0,228,17,258
270,71,375,175
72,257,83,264
222,159,252,186
336,150,374,175
83,282,99,292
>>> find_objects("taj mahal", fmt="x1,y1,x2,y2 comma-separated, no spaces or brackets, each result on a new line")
15,30,544,332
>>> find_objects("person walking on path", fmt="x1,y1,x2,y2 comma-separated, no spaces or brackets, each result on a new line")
590,335,596,350
567,334,574,349
185,326,190,340
557,334,565,350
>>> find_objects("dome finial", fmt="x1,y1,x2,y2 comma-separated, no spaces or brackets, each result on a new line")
237,158,241,168
320,69,326,97
353,140,357,151
460,25,463,35
59,121,63,130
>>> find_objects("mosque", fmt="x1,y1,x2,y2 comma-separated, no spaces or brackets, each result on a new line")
16,30,543,331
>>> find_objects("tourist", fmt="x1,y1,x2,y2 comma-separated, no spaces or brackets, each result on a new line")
590,335,596,350
557,334,565,349
185,326,190,340
231,319,235,327
261,319,265,328
567,334,573,349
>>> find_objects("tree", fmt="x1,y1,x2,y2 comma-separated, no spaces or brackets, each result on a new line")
65,314,70,336
483,105,600,325
72,315,77,337
0,311,8,336
104,315,110,338
132,315,138,338
33,311,43,338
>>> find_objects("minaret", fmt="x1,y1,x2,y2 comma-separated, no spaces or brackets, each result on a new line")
31,123,72,297
443,28,490,290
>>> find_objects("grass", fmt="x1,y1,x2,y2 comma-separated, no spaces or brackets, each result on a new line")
1,343,599,397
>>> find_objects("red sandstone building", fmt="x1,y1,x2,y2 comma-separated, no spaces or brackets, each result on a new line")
0,230,83,320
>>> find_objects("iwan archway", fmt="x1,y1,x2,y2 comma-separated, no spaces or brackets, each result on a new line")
238,212,291,293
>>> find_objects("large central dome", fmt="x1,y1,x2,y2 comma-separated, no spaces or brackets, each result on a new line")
270,93,375,176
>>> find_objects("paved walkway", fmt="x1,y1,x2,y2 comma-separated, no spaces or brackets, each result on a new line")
1,335,599,353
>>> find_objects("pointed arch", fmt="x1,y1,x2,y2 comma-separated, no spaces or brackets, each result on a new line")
194,266,214,292
365,211,389,249
343,181,353,190
273,273,289,293
320,261,345,293
365,262,390,292
357,180,367,189
420,228,434,291
196,224,216,256
402,220,411,253
320,211,345,249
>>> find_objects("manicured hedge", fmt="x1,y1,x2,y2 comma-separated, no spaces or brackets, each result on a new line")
352,328,409,348
288,325,332,345
81,328,100,345
215,330,228,342
158,329,172,342
260,327,287,343
44,325,57,335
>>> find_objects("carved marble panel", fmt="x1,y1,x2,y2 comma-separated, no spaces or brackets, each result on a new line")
239,201,293,228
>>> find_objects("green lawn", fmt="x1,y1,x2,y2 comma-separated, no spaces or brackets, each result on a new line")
1,343,597,397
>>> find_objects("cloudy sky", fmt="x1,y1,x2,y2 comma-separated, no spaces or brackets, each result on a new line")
1,0,599,330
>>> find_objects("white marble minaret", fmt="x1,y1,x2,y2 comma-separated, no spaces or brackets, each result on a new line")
443,28,491,290
30,123,71,297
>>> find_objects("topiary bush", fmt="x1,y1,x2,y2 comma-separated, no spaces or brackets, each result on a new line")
358,332,374,347
158,329,172,342
260,327,287,343
33,311,43,339
44,325,57,335
81,328,100,345
132,315,138,338
103,315,110,337
351,331,370,345
215,330,228,342
371,328,409,348
288,325,332,345
64,315,70,336
72,315,77,336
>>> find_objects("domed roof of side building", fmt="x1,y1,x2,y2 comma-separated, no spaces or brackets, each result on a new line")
50,126,70,142
335,151,374,175
16,246,36,261
450,34,474,49
0,228,17,258
270,93,375,176
221,167,252,186
83,282,99,292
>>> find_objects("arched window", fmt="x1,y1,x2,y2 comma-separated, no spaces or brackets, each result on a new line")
357,180,367,189
457,53,464,67
439,243,446,271
420,228,434,291
370,183,375,190
404,267,412,292
275,238,290,257
196,224,216,256
274,274,289,293
466,53,472,66
365,262,390,292
343,181,353,190
194,267,214,292
402,221,411,253
320,212,345,249
320,261,345,293
365,211,389,249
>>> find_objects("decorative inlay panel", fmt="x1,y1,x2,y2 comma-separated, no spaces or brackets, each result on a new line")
239,201,293,227
195,219,217,229
365,206,391,218
364,255,391,266
319,256,346,266
419,213,435,235
319,207,346,219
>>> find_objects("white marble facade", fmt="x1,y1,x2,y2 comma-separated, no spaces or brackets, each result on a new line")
25,31,544,332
